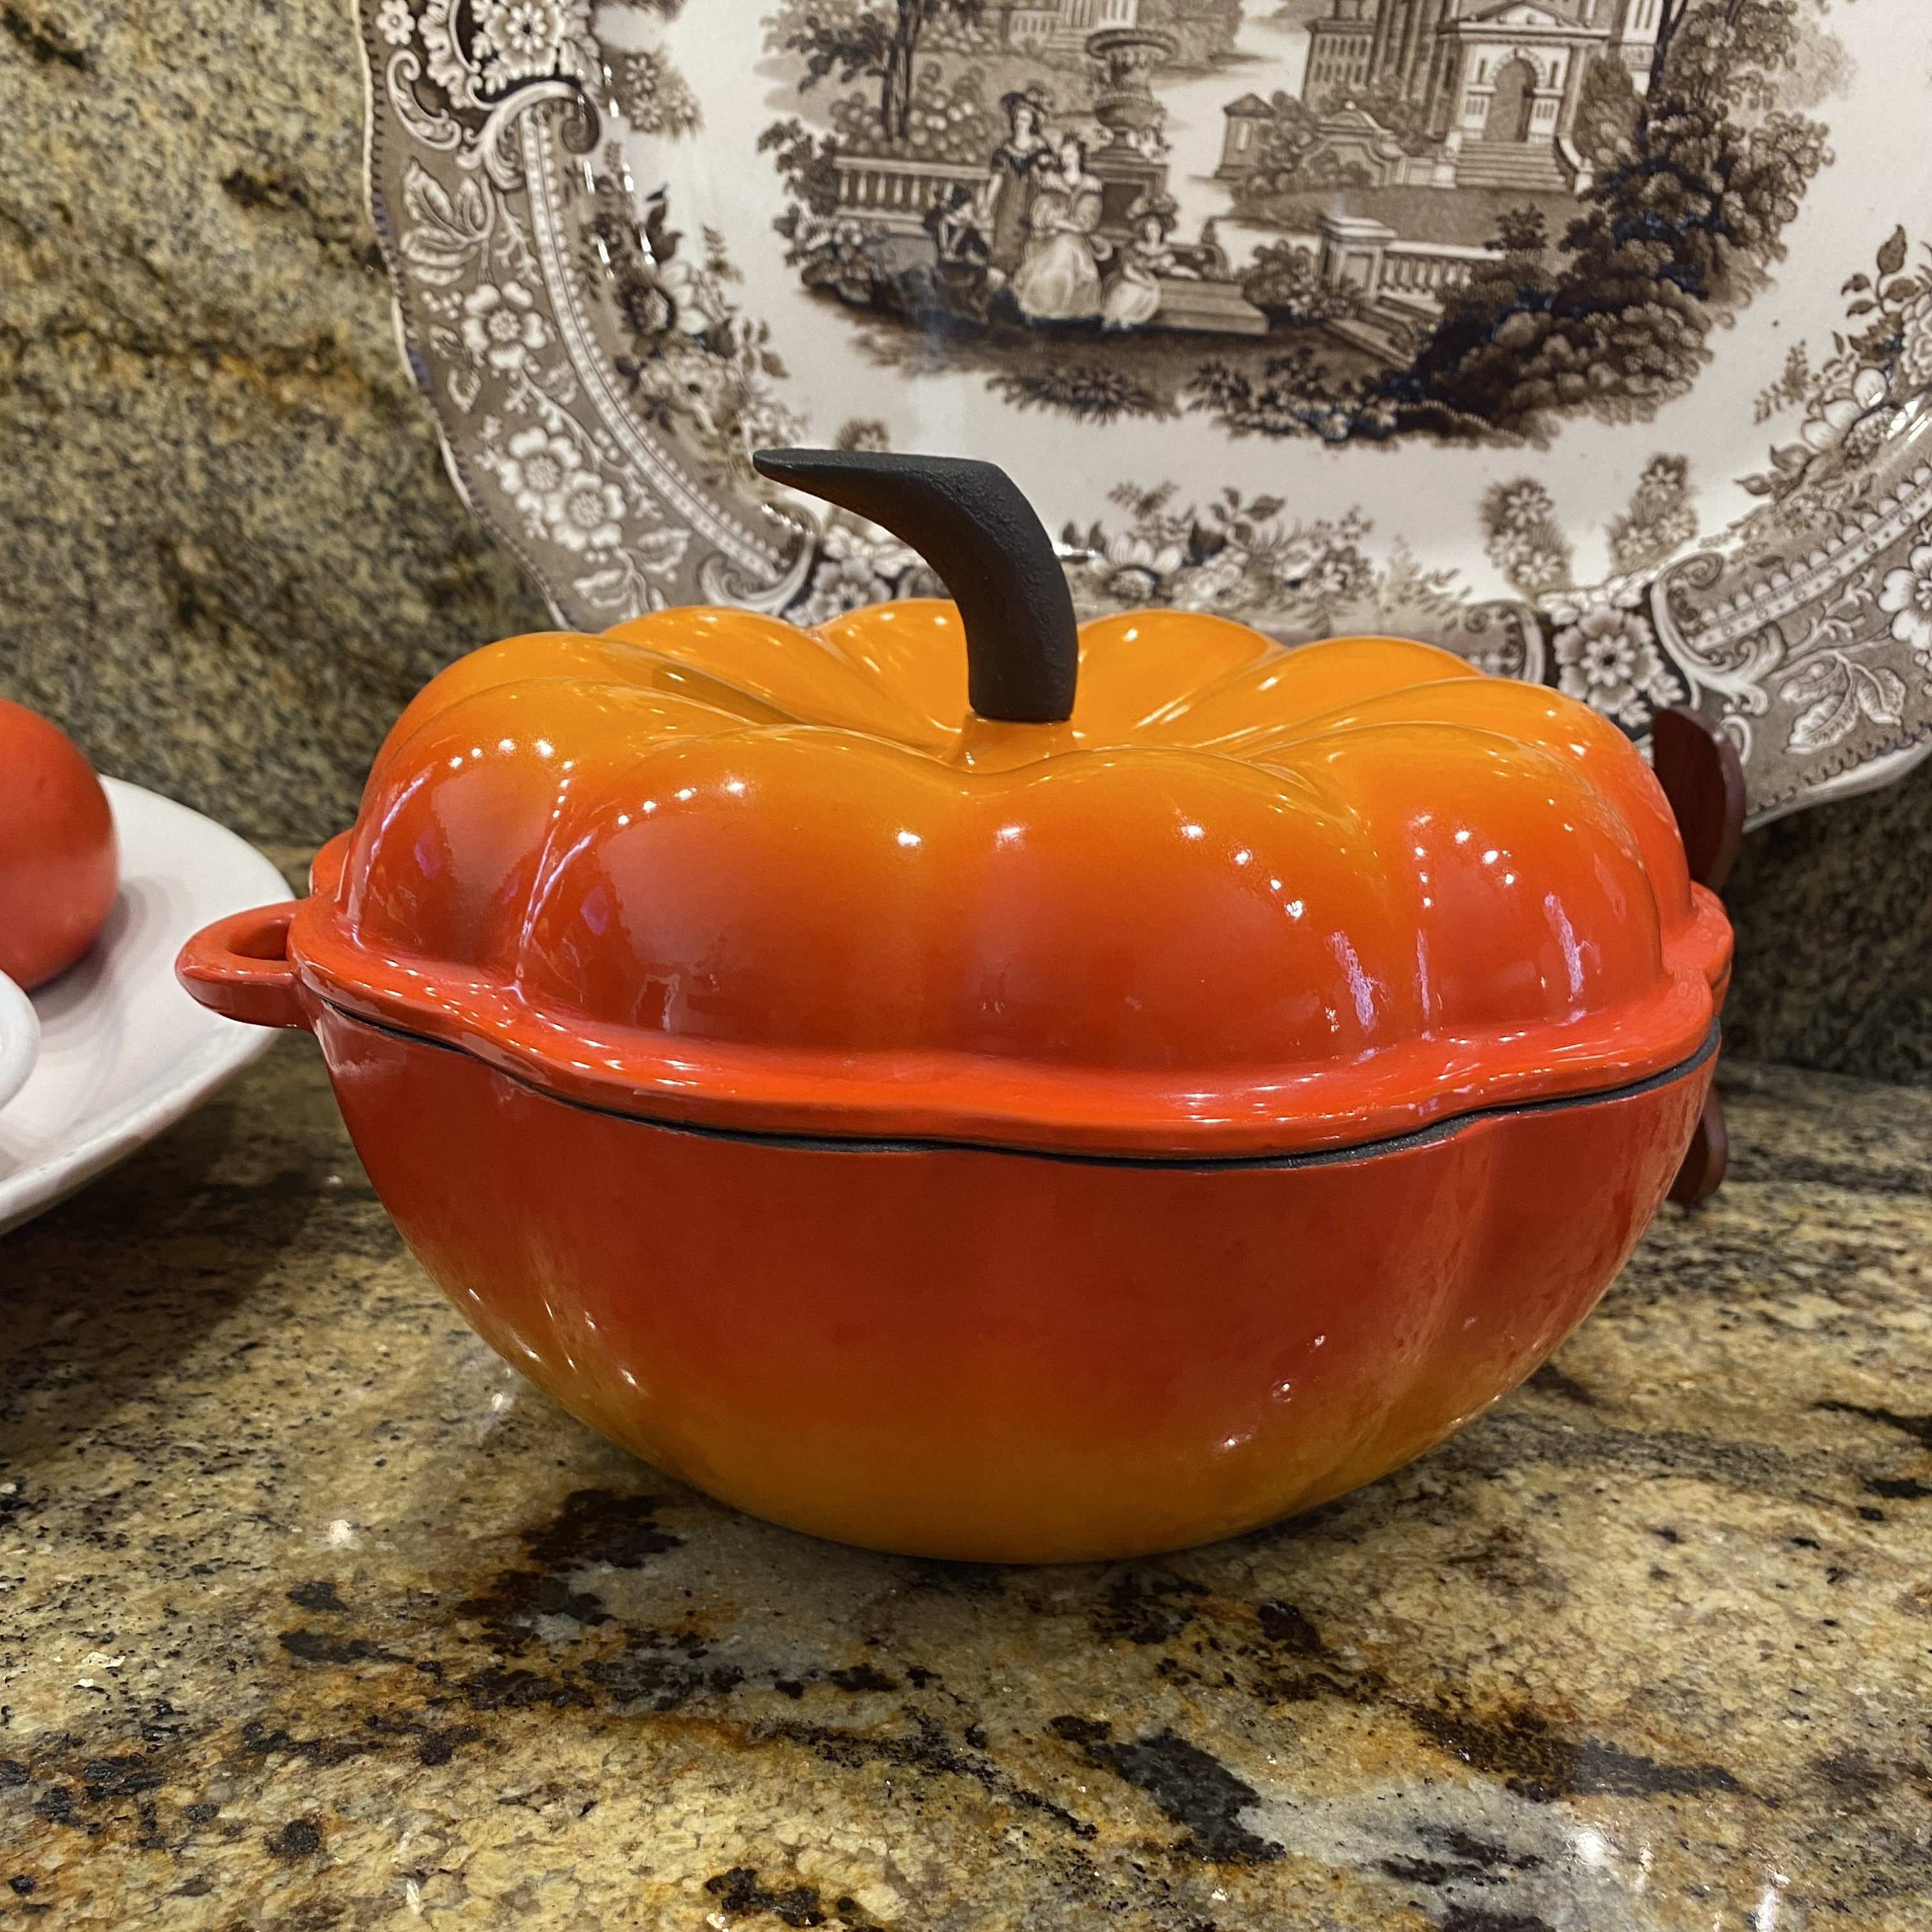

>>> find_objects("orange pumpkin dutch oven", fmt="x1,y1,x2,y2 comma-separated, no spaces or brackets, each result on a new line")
179,451,1730,1562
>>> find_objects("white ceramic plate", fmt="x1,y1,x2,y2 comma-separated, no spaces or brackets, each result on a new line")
0,974,38,1117
0,779,291,1238
359,0,1932,828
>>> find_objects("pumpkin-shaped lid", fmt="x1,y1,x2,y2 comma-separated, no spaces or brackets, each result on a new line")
292,451,1729,1157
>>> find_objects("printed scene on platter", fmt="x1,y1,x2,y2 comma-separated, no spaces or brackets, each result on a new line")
369,0,1932,813
755,0,1837,444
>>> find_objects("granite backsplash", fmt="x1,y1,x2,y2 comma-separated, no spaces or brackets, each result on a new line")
3,0,1928,1083
0,0,552,844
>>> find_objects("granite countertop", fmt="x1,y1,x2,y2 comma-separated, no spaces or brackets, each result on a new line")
2,1045,1930,1929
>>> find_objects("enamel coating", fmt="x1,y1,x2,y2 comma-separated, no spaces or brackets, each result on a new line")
175,605,1734,1560
272,607,1729,1157
311,1000,1710,1563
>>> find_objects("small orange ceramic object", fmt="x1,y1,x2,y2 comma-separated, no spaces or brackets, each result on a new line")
0,698,119,990
180,451,1728,1561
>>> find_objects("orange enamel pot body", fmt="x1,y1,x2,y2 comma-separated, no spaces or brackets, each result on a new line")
306,995,1705,1562
178,458,1728,1562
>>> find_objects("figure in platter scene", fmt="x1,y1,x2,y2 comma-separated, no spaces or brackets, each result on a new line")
927,184,991,269
1010,133,1108,323
980,91,1053,286
760,0,1834,442
1101,196,1197,332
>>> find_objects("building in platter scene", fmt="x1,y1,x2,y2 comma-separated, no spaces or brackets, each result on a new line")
1226,0,1664,193
999,0,1142,53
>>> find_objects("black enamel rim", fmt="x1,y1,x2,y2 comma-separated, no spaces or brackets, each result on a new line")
317,994,1719,1172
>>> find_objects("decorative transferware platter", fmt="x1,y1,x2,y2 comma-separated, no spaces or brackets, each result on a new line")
357,0,1932,826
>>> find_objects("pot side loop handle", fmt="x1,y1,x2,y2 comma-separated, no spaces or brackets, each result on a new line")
175,902,311,1032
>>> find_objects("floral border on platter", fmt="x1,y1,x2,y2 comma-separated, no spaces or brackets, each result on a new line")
357,1,1932,829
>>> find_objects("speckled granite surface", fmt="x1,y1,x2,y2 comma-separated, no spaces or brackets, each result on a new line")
2,1043,1929,1929
0,0,550,841
1721,754,1932,1088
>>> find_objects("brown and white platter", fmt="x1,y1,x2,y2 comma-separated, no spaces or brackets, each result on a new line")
358,0,1932,824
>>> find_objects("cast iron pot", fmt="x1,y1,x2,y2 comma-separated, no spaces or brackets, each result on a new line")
179,452,1729,1562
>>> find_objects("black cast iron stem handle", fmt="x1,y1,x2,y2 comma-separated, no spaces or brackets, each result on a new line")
753,448,1079,725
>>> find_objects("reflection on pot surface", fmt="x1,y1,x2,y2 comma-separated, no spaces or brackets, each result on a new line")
178,450,1732,1560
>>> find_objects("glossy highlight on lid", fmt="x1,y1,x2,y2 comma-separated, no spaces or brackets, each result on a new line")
282,600,1730,1157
